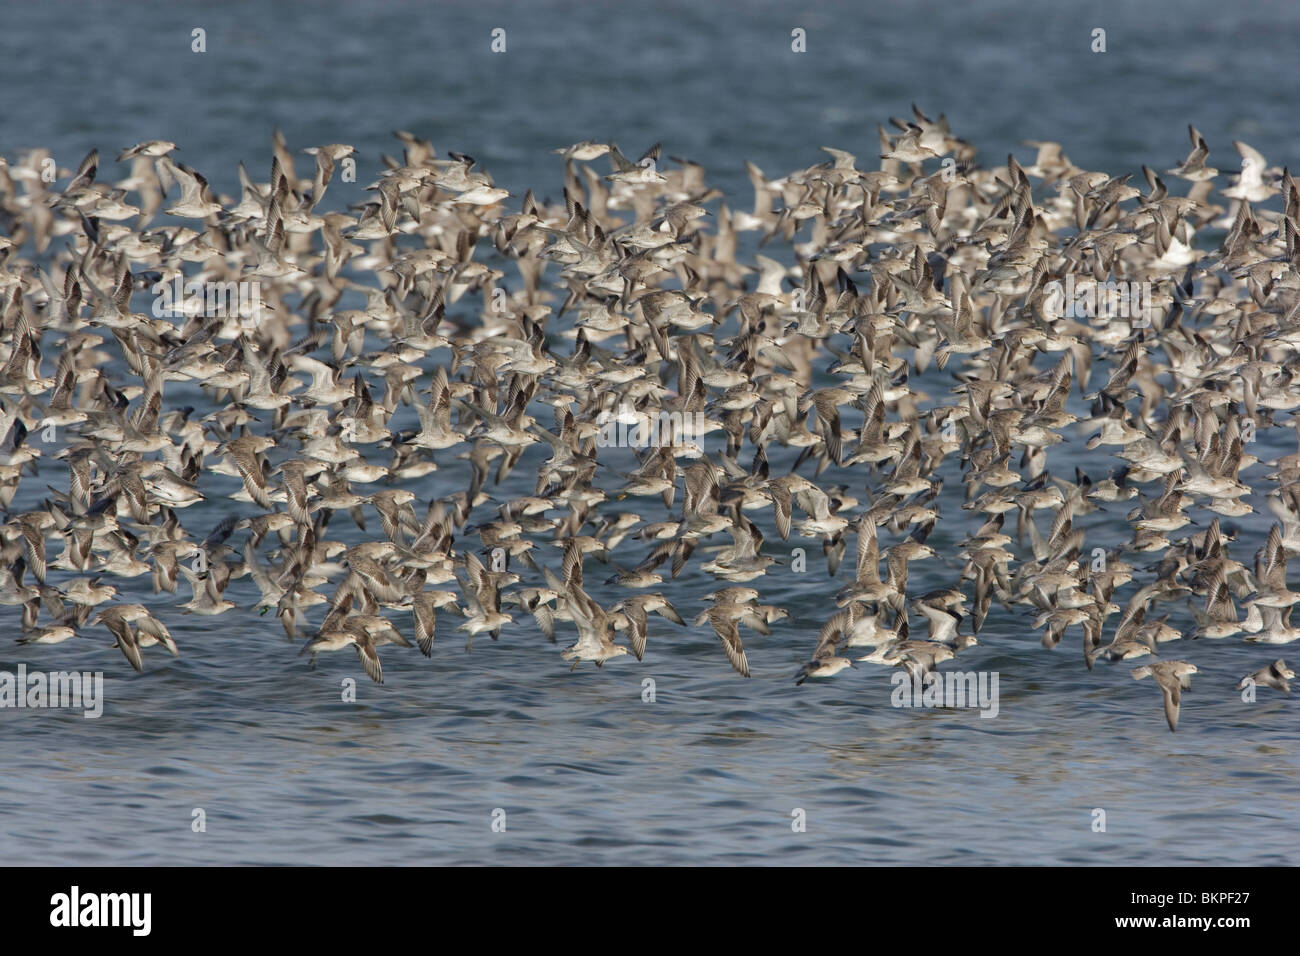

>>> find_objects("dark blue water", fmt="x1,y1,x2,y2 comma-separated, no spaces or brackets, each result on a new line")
0,0,1297,864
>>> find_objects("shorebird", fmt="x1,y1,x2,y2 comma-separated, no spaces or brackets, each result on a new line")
299,616,391,684
162,159,222,218
795,613,857,684
116,140,177,162
1166,125,1218,182
912,590,967,646
1238,659,1294,695
93,604,177,672
610,593,684,661
1088,600,1156,669
545,568,627,670
456,552,514,648
17,624,77,646
0,116,1293,753
1131,661,1199,732
693,589,782,678
1246,526,1300,610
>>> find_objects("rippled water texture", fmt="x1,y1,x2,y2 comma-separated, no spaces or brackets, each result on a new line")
1,0,1298,864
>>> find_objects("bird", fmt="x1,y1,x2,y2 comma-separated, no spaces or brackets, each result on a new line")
795,612,857,684
1131,661,1199,732
1238,659,1294,696
0,114,1294,742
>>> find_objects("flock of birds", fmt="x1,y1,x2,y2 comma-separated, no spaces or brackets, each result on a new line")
0,109,1298,733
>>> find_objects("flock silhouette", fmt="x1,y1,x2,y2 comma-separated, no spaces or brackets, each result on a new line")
0,108,1296,732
